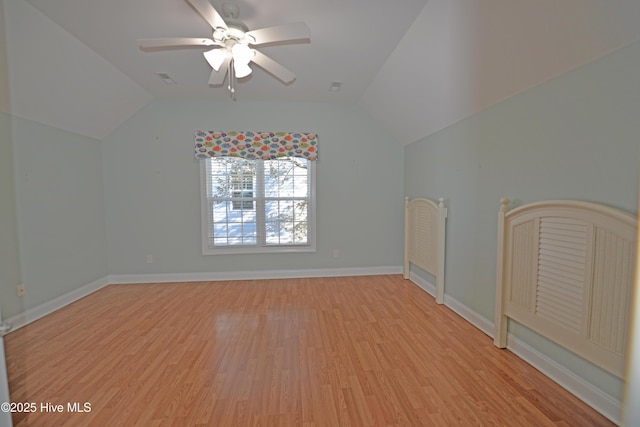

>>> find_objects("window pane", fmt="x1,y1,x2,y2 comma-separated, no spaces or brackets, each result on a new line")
213,223,227,235
265,200,279,221
265,200,280,244
292,175,309,198
265,200,308,245
264,158,309,198
212,201,230,223
211,158,255,199
294,200,308,220
213,237,228,246
293,221,308,243
279,221,294,244
266,220,293,244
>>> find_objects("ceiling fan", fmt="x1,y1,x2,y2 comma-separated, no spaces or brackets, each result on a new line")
138,0,310,99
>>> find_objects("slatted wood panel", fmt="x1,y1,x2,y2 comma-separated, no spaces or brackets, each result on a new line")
407,201,436,274
5,276,613,426
536,217,589,333
589,228,634,354
509,220,536,310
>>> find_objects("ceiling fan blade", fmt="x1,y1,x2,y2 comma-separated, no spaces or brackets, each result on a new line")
185,0,228,31
245,22,310,46
250,50,296,84
138,38,217,49
208,56,231,85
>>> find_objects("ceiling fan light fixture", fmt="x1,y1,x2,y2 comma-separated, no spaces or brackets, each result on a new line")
203,48,227,71
231,43,252,65
234,61,252,78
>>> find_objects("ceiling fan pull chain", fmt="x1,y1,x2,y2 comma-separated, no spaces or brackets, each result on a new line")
228,59,236,100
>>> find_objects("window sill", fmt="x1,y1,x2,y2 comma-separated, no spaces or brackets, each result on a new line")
203,244,316,255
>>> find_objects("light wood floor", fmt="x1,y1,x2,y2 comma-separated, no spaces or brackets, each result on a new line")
5,275,613,426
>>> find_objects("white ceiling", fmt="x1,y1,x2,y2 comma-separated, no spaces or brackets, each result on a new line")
21,0,428,103
5,0,640,143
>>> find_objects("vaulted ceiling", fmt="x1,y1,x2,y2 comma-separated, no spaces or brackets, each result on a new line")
3,0,640,143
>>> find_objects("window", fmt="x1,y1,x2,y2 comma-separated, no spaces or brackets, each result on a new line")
230,170,254,211
201,156,316,254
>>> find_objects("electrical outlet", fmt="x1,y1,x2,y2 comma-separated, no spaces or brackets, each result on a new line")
146,254,153,264
16,284,25,297
333,249,340,258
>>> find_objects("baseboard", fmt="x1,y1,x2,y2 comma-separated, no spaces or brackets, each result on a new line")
507,336,621,425
407,271,437,296
4,276,110,332
408,272,621,425
109,265,403,284
408,271,494,337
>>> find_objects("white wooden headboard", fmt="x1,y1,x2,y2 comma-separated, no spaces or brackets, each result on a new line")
403,197,448,304
494,198,637,378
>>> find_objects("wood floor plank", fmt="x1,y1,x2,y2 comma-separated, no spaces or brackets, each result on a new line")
4,275,614,426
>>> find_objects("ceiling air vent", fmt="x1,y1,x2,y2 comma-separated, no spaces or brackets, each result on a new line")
329,81,342,92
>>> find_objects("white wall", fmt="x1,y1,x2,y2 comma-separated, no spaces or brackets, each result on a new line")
102,99,405,276
405,41,640,405
0,3,22,321
0,0,9,114
0,113,22,319
10,116,109,317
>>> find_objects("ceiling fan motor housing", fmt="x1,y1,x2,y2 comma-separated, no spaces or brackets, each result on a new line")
213,18,250,44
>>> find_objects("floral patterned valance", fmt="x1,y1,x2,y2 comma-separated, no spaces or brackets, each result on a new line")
195,131,318,161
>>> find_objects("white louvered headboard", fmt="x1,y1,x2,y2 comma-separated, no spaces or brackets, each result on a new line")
494,198,637,377
403,197,448,304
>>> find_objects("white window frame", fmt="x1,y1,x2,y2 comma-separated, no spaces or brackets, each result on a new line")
200,157,316,255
